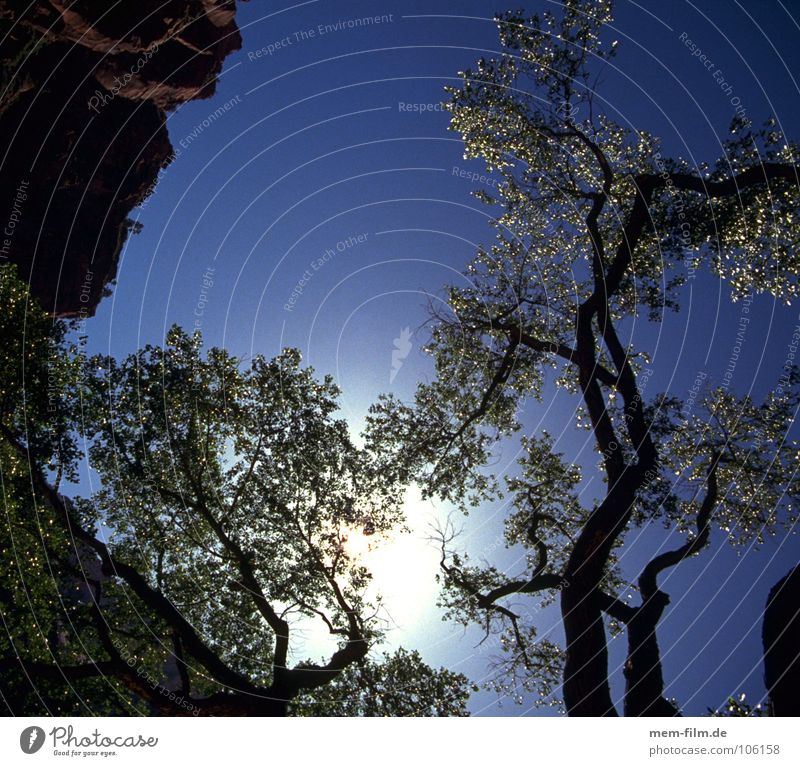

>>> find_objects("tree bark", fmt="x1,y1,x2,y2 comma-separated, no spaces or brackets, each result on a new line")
622,593,679,717
561,478,641,716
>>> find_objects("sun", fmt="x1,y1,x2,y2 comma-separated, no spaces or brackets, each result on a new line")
340,525,376,559
347,487,443,627
296,486,444,661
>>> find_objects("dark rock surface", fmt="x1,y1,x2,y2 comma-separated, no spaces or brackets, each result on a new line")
0,1,245,316
763,564,800,716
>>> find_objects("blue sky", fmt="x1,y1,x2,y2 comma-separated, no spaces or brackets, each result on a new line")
79,1,800,715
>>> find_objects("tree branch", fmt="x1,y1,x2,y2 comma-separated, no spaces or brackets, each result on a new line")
601,163,798,306
1,425,261,696
639,451,721,601
170,451,292,675
619,451,721,717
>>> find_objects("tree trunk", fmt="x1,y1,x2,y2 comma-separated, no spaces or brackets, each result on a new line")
561,583,618,716
562,487,635,715
623,594,680,717
763,564,800,716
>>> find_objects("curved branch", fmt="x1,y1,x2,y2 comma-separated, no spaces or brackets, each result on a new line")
435,520,562,619
596,591,636,624
162,448,292,675
487,318,619,388
621,451,721,717
442,339,520,451
596,313,657,473
639,451,721,601
601,162,798,306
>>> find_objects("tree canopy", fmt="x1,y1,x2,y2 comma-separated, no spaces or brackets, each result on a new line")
0,265,470,716
365,0,800,716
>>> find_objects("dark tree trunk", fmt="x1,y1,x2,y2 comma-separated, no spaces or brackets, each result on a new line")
622,594,680,717
561,480,641,716
763,564,800,716
561,584,617,716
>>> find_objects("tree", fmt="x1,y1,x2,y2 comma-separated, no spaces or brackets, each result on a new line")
0,266,471,716
291,648,474,716
0,265,91,714
708,693,768,718
366,0,800,716
763,565,800,716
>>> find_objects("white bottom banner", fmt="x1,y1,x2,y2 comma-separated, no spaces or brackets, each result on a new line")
0,717,795,765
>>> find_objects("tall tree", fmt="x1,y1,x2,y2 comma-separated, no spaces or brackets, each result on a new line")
0,266,470,716
366,0,800,716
